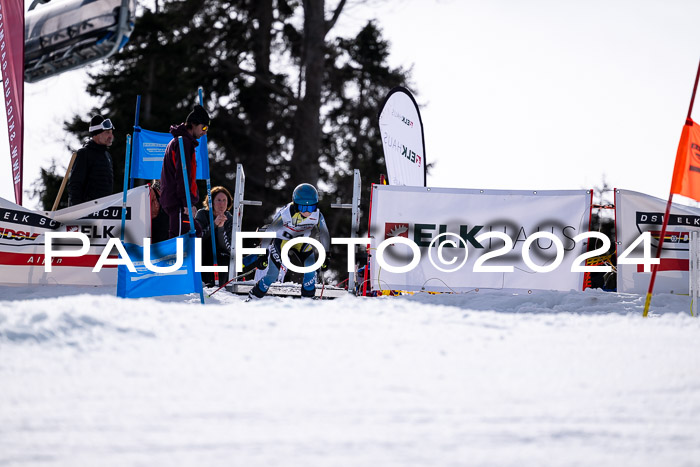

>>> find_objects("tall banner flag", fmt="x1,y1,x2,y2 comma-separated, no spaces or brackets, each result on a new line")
378,86,426,186
643,59,700,317
669,119,700,201
0,0,24,205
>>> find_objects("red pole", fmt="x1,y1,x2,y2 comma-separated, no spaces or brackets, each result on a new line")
686,59,700,122
583,189,594,291
643,58,700,317
362,183,376,297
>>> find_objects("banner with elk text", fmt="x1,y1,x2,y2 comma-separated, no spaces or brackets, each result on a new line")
368,186,592,292
615,188,700,294
0,187,150,286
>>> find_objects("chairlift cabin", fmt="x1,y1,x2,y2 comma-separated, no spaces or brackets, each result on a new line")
24,0,136,83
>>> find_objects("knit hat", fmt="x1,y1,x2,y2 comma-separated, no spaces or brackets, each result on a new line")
88,115,114,136
186,105,210,126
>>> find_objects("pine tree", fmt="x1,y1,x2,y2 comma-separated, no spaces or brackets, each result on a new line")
30,161,66,211
322,20,414,238
44,0,416,274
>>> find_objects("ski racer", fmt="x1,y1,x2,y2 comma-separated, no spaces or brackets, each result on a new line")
247,183,331,300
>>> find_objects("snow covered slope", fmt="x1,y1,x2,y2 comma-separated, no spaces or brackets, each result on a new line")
1,286,698,466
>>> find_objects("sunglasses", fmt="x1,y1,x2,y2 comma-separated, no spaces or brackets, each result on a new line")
88,118,114,132
297,204,317,213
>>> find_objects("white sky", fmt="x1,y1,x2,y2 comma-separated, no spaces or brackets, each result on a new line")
2,0,700,208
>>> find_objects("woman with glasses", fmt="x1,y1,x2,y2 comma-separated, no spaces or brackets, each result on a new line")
67,115,115,206
247,183,331,301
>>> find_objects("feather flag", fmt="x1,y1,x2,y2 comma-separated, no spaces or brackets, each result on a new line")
0,0,24,205
670,118,700,201
643,60,700,317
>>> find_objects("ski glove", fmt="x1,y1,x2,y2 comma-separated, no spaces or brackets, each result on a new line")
321,255,331,271
255,254,268,270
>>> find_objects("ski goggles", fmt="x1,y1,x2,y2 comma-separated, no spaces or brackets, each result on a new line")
88,118,114,133
297,204,317,213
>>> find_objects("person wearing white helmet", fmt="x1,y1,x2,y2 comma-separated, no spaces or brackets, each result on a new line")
247,183,331,301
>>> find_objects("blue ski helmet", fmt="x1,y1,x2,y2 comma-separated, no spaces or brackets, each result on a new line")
292,183,318,206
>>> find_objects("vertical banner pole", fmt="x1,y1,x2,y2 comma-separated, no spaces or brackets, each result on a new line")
643,59,700,317
129,95,141,190
134,94,141,128
120,135,132,241
178,136,205,304
362,184,376,297
642,196,673,317
691,231,698,317
348,169,361,295
199,88,219,286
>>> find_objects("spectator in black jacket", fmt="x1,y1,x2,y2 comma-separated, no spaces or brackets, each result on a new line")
68,115,115,206
196,185,233,285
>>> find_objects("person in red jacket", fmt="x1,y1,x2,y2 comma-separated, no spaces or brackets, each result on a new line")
159,105,210,239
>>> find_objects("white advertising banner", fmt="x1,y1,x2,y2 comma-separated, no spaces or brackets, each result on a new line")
378,87,426,187
368,186,592,292
615,189,700,295
0,186,150,286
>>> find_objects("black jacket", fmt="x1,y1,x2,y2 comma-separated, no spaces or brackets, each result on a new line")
195,209,232,260
196,209,232,285
68,140,113,206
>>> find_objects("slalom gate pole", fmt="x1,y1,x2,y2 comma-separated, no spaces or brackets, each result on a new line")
362,183,376,296
134,95,141,128
178,136,205,305
642,196,673,317
643,58,700,317
120,135,132,242
582,189,595,291
129,95,141,190
198,87,219,286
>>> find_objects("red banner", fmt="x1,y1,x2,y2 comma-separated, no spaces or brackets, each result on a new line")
0,0,24,205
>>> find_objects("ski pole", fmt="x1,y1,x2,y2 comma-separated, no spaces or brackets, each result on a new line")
207,254,264,296
318,269,326,300
207,268,255,297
